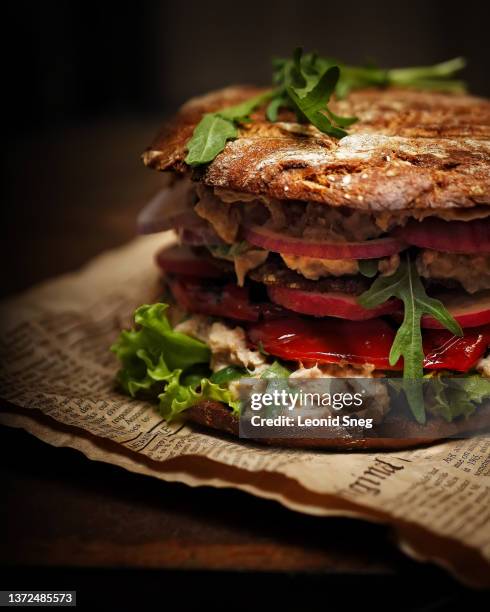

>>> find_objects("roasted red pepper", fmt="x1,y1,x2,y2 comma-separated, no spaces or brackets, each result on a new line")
248,316,490,372
169,277,260,322
423,326,490,371
248,317,400,370
169,276,490,371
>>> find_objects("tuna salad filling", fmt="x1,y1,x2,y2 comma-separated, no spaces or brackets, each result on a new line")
168,176,490,292
110,172,490,427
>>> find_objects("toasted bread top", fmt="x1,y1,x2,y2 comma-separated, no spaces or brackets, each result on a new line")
143,86,490,212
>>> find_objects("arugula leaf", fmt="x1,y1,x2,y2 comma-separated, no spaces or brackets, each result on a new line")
358,257,462,423
386,57,466,90
260,361,292,379
185,114,238,166
266,95,288,122
287,66,350,138
257,361,295,417
185,90,274,166
207,241,251,260
217,90,274,121
210,365,248,385
358,259,379,278
272,48,357,138
272,52,466,99
323,106,358,128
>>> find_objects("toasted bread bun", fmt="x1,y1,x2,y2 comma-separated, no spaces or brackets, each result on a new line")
145,86,490,449
185,400,490,450
143,86,490,213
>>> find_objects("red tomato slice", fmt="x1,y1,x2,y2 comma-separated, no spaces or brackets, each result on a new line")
169,278,260,322
267,285,401,320
248,317,401,370
397,218,490,254
169,276,490,371
248,316,490,372
155,245,224,278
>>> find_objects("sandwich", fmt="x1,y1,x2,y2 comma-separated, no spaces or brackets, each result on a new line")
111,49,490,449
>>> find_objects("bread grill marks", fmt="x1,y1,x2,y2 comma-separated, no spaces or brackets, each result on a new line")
143,86,490,212
145,87,490,447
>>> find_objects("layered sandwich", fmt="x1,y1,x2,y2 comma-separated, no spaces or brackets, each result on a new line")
112,50,490,448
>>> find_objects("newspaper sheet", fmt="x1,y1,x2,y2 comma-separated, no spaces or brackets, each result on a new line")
1,234,489,587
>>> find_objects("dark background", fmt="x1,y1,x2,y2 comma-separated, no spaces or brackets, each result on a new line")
6,0,490,135
4,0,490,297
2,2,490,607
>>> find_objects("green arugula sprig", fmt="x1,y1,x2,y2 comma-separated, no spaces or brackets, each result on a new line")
358,259,379,278
185,90,274,166
185,48,356,166
271,52,466,100
185,48,466,166
267,47,357,138
358,257,463,423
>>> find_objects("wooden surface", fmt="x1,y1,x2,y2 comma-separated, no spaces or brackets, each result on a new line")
1,119,483,606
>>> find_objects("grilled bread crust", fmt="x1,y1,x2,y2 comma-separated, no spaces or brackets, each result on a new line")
143,86,490,212
185,400,490,450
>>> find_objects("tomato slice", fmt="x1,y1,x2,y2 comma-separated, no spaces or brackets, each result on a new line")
397,218,490,254
156,245,225,278
267,285,401,320
169,276,490,371
169,277,260,322
248,316,490,371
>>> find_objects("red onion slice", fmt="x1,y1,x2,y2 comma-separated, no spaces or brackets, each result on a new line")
397,218,490,253
422,290,490,328
137,177,198,234
243,224,406,259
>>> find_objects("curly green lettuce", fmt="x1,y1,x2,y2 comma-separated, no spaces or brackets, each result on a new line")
111,303,240,420
425,374,490,423
111,303,293,421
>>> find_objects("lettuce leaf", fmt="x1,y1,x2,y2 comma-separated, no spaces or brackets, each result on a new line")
111,303,240,420
157,370,241,420
111,303,210,396
425,374,490,422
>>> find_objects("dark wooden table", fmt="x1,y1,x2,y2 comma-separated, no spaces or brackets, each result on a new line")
1,119,485,609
